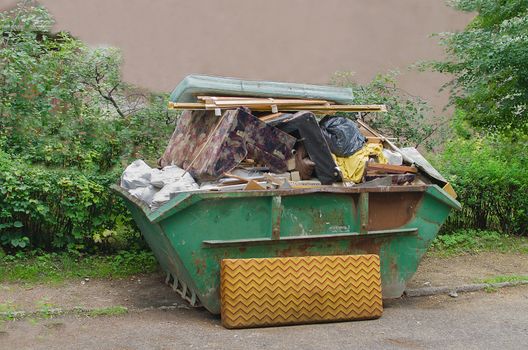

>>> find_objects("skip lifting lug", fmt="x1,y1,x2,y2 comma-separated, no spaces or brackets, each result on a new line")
165,271,201,307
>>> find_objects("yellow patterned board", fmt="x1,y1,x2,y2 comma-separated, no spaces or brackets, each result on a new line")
220,254,383,328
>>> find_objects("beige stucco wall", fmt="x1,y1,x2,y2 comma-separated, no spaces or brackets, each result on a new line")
2,0,472,112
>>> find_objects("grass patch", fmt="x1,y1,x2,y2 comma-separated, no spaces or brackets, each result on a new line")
429,229,528,257
86,306,128,317
0,250,158,284
0,302,16,314
484,286,498,293
1,306,129,321
479,275,528,284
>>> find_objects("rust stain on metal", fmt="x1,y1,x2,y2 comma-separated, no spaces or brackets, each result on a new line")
194,257,207,275
272,237,384,258
385,256,401,291
350,236,383,255
390,259,398,276
276,243,312,257
368,192,423,231
199,184,428,200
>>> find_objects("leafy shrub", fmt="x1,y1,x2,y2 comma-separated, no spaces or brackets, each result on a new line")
429,0,528,131
0,3,176,171
332,71,447,151
0,150,144,252
426,1,528,237
0,3,176,252
435,131,528,235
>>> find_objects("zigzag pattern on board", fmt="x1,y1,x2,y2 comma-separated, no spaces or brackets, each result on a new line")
220,254,383,328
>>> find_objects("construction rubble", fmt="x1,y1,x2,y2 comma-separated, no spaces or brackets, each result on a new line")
120,77,455,210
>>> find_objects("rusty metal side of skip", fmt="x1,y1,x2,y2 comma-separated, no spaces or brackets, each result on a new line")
111,184,461,314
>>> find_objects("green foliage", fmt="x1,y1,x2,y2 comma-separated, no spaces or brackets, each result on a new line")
428,1,528,236
0,150,141,252
0,2,175,170
0,2,174,169
0,250,158,284
332,71,446,150
434,131,528,235
479,275,528,284
429,0,528,131
0,3,176,252
430,229,528,256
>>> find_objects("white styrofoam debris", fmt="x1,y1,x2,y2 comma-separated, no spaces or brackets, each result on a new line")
128,185,158,206
383,149,403,166
150,165,195,188
150,179,199,209
121,160,199,210
120,160,154,190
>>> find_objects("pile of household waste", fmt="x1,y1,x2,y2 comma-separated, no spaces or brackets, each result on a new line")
120,76,455,209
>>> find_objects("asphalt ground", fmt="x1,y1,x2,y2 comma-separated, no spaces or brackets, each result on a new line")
2,284,527,350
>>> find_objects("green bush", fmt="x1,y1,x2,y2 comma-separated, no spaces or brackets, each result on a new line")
0,150,143,252
435,131,528,235
0,3,176,253
429,0,528,132
428,1,528,236
332,71,447,151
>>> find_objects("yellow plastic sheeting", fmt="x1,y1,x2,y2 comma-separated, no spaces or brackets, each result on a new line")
333,144,388,183
220,254,383,329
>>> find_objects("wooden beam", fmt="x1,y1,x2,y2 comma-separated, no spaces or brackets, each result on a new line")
366,137,382,144
258,112,284,122
168,101,387,113
366,163,417,174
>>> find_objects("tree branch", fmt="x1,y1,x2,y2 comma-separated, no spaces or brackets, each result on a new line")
414,118,450,148
96,85,125,118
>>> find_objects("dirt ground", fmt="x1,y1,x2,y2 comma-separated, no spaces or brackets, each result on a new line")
1,252,527,313
0,273,182,312
407,252,528,288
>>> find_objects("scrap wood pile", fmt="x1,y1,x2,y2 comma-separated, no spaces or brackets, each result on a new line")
120,77,455,210
169,96,387,114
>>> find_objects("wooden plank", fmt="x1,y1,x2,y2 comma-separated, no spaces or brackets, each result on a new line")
357,119,414,165
259,112,284,122
366,137,382,144
442,182,457,199
168,102,206,109
290,171,301,182
223,172,250,183
286,157,296,171
366,163,417,174
243,180,266,191
168,101,387,113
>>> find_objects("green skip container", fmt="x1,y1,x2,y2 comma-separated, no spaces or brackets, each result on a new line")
112,184,460,314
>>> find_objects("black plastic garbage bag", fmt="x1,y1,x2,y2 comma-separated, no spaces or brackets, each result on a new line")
319,116,366,157
272,111,342,184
